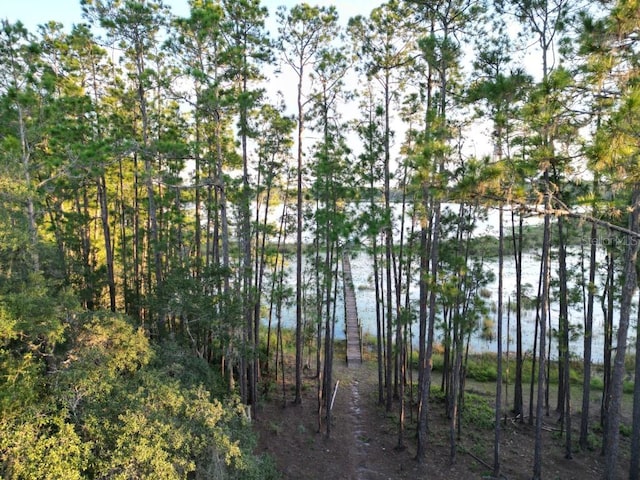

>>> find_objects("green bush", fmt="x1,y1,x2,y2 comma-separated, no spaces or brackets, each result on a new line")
569,367,583,385
590,376,604,391
624,351,636,372
0,408,90,480
620,423,632,438
466,360,498,382
408,351,445,372
0,309,277,480
462,392,494,430
431,353,445,372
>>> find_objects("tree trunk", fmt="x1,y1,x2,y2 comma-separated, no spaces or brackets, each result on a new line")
17,105,40,272
384,67,394,413
266,170,292,375
135,50,163,335
512,209,524,420
602,233,615,434
604,187,640,479
557,215,572,458
529,237,544,426
193,121,202,279
493,203,504,478
98,174,117,312
117,159,131,315
295,57,304,405
322,239,335,436
629,290,640,480
533,171,552,480
374,234,385,405
580,218,597,449
393,158,410,401
417,196,440,462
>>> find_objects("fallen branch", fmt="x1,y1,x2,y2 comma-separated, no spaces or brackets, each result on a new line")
330,380,340,412
462,447,509,480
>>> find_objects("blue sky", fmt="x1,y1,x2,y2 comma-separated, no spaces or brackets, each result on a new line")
2,0,378,33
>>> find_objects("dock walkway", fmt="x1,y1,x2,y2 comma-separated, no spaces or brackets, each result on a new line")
342,253,362,365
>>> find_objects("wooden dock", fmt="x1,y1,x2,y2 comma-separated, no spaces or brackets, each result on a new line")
342,252,362,365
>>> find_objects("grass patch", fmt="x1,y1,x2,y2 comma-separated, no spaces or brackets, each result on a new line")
462,392,494,430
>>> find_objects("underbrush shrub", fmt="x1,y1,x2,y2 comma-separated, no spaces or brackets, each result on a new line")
408,346,445,371
429,386,446,403
466,359,497,382
259,377,277,400
461,392,494,430
590,376,604,391
361,331,377,348
625,352,636,372
431,353,445,372
569,367,583,385
620,423,632,438
259,327,296,358
585,431,601,451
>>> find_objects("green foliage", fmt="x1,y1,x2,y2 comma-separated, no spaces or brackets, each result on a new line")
590,376,605,391
466,355,498,382
0,309,277,479
0,275,79,415
619,423,632,438
568,367,584,385
429,385,447,403
584,431,601,451
0,408,89,480
625,352,637,372
428,352,445,372
0,347,41,414
2,273,77,350
461,392,494,430
480,317,495,341
260,326,296,356
153,339,223,394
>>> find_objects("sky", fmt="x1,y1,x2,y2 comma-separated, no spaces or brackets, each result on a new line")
1,0,381,33
2,0,498,160
2,0,390,126
2,0,493,162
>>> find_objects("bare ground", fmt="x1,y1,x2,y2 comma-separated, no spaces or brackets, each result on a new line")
254,360,630,480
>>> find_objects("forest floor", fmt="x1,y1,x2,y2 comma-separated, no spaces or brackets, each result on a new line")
254,357,631,479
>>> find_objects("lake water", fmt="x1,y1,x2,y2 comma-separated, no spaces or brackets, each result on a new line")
261,203,634,364
268,249,628,364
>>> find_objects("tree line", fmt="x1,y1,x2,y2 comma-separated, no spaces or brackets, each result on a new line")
1,0,639,478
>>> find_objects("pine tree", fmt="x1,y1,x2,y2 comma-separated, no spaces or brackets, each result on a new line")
276,3,339,405
349,0,417,414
